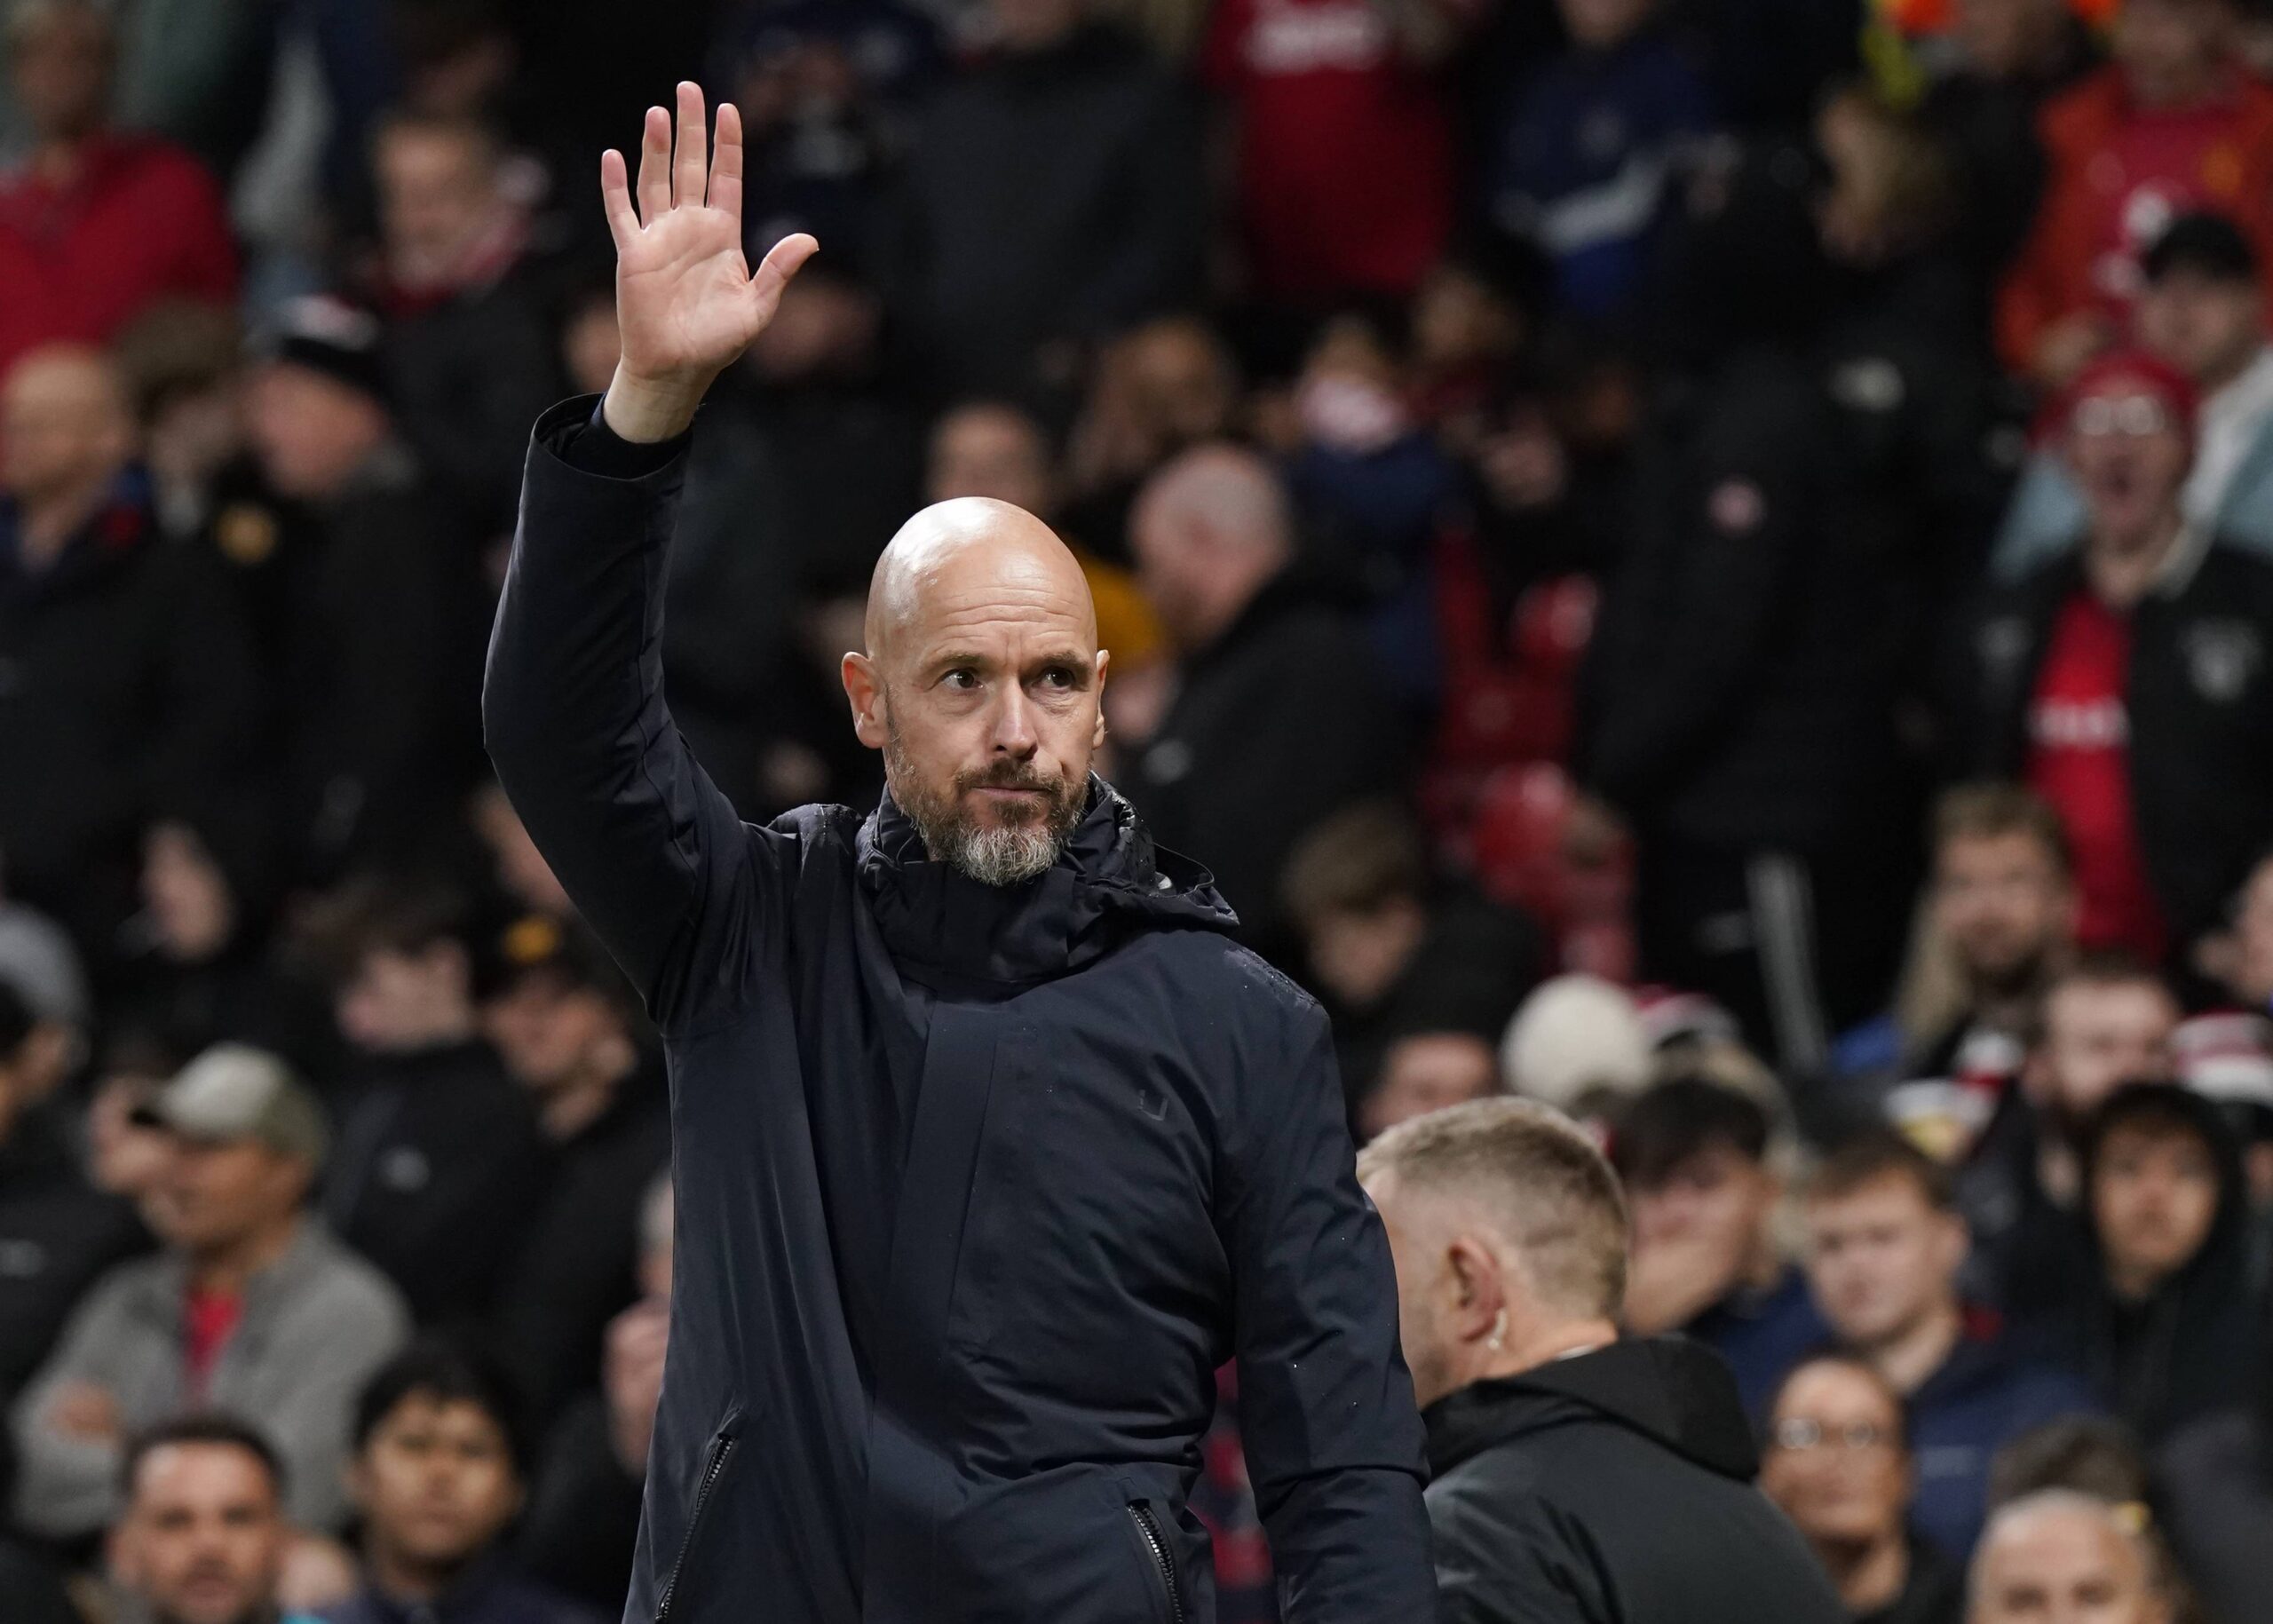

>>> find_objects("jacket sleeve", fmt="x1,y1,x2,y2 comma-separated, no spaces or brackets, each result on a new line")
483,398,788,1033
1430,1480,1605,1624
9,1274,137,1538
260,1270,411,1533
1223,992,1434,1620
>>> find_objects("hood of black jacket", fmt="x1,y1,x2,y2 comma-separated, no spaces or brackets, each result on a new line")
1423,1336,1759,1484
857,774,1237,989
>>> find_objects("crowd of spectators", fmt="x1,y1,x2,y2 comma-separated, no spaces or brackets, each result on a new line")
7,0,2273,1618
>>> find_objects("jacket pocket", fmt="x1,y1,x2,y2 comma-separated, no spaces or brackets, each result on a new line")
1125,1501,1187,1624
654,1412,743,1621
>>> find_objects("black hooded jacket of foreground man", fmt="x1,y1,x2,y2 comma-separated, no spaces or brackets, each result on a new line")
1424,1337,1845,1624
482,399,1432,1624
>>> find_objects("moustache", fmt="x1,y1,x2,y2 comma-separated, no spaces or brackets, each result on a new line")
956,764,1066,796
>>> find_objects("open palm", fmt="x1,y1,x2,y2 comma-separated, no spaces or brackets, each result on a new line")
604,83,817,392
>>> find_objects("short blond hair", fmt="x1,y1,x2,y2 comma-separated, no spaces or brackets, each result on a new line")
1358,1097,1629,1319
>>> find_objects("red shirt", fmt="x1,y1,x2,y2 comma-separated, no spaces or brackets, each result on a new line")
2026,590,2168,960
1201,0,1453,301
181,1287,243,1402
0,134,238,381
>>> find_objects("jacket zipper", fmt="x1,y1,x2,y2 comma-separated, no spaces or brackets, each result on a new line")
654,1427,739,1621
1128,1502,1186,1624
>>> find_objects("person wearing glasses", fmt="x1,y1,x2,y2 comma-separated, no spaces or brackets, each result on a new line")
1953,345,2273,980
1762,1357,1965,1624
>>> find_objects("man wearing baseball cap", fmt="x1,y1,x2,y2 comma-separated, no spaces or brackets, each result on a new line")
9,1043,408,1541
1956,345,2273,984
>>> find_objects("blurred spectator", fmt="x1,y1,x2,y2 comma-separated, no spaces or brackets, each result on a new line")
1358,1097,1844,1623
1060,313,1241,562
238,295,488,883
1921,0,2098,281
1483,0,1715,321
1955,349,2273,972
883,0,1203,397
1762,1356,1967,1624
1802,1132,2095,1558
0,0,236,380
0,342,259,947
1958,955,2179,1305
1280,800,1541,1115
1866,787,2078,1134
111,299,248,542
1200,0,1456,307
481,916,668,1426
1612,1077,1829,1414
1967,1489,2174,1624
305,879,546,1330
84,1025,182,1205
470,783,573,923
1498,973,1653,1123
362,111,564,534
1120,443,1402,956
2033,1082,2265,1442
1999,0,2273,389
1358,1031,1501,1143
107,1417,326,1624
0,845,87,1092
517,1175,670,1618
0,978,143,1406
1585,142,1915,1077
2167,1010,2273,1208
324,1341,601,1624
1988,1412,2155,1508
2153,1332,2273,1624
2000,212,2273,578
12,1045,408,1538
111,812,335,1078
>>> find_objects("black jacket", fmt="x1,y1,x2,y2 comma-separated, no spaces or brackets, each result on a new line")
1952,536,2273,956
483,399,1433,1623
1423,1337,1844,1624
1119,573,1404,961
0,1103,146,1405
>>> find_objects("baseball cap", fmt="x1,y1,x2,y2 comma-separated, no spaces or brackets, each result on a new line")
130,1044,329,1164
2142,211,2258,287
254,295,390,408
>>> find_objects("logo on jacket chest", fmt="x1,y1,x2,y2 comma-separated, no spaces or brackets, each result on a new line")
2181,619,2261,704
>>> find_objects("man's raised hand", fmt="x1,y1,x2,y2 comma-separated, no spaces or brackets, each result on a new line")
600,83,818,443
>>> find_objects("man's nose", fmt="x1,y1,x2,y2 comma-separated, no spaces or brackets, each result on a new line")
988,686,1040,756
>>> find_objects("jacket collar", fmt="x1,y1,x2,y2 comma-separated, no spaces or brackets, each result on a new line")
1422,1336,1761,1484
855,774,1235,990
124,1216,343,1330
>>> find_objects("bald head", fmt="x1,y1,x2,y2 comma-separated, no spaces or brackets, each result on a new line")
2,344,135,511
843,496,1106,886
1130,443,1293,652
864,496,1095,667
1969,1492,2168,1624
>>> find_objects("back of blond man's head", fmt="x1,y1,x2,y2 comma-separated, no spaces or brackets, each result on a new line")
1358,1097,1630,1320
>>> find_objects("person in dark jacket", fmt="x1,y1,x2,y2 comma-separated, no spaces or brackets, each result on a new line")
239,296,491,884
882,0,1202,399
480,915,669,1426
325,1342,603,1624
1358,1096,1844,1623
1952,347,2273,976
0,343,259,948
1761,1357,1966,1624
481,88,1432,1623
2036,1082,2267,1444
0,980,144,1406
1121,443,1405,962
305,878,548,1330
2153,1310,2273,1624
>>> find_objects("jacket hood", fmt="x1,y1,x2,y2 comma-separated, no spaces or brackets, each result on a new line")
857,774,1236,988
1422,1335,1759,1484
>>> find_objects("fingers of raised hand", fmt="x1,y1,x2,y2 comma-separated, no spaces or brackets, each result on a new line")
709,101,745,224
635,103,672,225
599,147,638,249
673,81,709,210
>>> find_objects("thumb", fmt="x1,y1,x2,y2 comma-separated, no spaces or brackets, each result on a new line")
751,233,820,305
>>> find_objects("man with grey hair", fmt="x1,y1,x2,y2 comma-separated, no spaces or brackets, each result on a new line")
1968,1490,2171,1623
483,84,1431,1622
1359,1097,1842,1623
1119,440,1401,955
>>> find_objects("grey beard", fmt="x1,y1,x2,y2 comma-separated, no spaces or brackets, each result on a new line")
884,727,1081,887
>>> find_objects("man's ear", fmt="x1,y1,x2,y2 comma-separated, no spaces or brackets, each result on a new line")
843,653,886,751
1091,648,1110,749
1445,1234,1506,1347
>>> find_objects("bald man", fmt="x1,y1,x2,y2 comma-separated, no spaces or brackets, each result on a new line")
0,345,257,929
484,86,1432,1624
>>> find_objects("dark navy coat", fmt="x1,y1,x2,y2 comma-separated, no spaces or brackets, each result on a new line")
483,399,1432,1623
